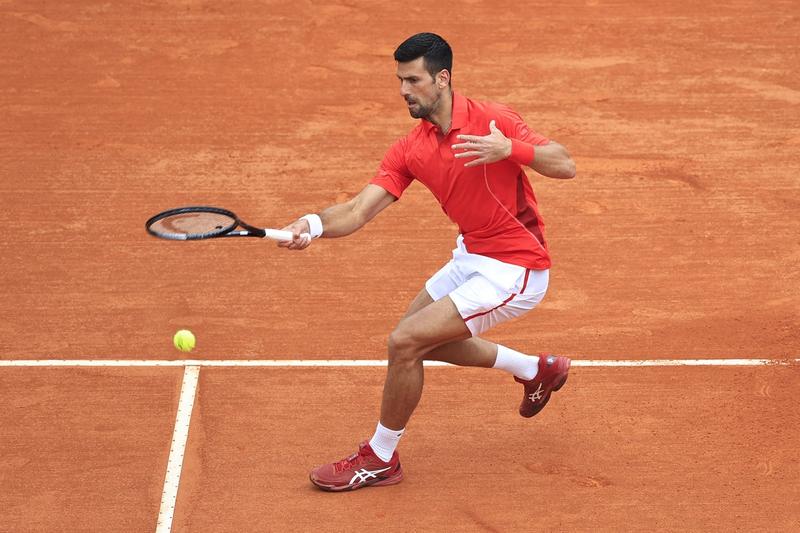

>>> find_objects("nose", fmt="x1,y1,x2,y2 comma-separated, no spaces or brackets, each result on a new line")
399,80,411,98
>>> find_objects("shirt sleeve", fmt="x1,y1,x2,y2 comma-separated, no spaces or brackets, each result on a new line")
494,104,550,146
369,137,415,199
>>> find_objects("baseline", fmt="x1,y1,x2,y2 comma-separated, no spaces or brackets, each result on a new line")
0,358,797,367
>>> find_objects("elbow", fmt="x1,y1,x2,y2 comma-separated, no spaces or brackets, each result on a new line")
544,142,576,179
564,159,576,179
556,158,576,179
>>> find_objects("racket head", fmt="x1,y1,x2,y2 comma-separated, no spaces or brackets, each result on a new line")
145,206,240,240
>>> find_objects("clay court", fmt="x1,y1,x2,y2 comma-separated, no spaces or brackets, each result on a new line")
1,1,798,531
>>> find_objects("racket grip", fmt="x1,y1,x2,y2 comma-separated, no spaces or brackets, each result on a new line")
262,229,311,242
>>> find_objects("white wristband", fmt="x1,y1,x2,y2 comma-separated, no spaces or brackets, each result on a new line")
300,214,323,239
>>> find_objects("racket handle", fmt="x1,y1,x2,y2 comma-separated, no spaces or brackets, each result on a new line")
262,229,311,242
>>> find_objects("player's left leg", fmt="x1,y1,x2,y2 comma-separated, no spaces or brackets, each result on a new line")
399,277,570,416
430,269,570,418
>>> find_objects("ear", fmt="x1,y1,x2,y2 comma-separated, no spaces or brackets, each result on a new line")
436,69,451,89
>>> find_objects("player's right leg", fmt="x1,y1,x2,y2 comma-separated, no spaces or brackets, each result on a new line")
309,294,470,492
401,286,505,368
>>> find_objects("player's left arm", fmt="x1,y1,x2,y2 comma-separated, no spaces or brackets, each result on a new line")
524,140,576,179
452,119,576,179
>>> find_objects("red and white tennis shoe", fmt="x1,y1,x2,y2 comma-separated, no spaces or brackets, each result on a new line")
515,354,571,418
309,441,403,492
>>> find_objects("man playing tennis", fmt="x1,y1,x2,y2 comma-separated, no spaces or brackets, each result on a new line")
279,32,576,492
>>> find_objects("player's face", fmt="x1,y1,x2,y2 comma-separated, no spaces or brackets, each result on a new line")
397,57,446,119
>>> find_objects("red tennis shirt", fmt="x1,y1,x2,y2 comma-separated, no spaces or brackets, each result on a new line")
370,91,552,269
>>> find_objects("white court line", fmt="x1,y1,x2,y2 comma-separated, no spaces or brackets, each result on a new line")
155,365,200,533
0,358,797,367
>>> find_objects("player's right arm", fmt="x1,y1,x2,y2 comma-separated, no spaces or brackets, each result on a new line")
318,184,396,237
279,184,396,249
280,137,413,250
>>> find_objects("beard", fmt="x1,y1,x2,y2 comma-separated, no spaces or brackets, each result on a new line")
405,93,440,119
407,101,431,119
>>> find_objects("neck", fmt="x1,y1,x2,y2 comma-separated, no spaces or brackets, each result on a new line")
428,88,453,134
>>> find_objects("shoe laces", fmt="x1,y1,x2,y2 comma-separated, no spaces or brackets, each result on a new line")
333,447,366,473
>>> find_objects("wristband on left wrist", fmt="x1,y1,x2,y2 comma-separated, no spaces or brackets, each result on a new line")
509,139,536,166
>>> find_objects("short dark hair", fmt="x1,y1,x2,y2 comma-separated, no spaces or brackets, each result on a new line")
394,33,452,82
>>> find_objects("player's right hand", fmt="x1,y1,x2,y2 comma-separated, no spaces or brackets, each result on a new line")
278,219,312,250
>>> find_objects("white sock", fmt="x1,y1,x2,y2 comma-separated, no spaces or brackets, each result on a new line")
369,421,405,462
492,345,539,381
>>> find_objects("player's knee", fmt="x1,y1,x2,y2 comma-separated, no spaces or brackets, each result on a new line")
387,327,422,365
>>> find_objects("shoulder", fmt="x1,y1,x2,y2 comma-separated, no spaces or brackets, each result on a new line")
483,101,531,136
462,94,517,115
387,123,426,152
381,123,426,170
464,96,522,125
486,100,522,121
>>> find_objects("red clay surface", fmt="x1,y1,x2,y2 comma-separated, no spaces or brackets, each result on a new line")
171,367,800,532
0,368,182,531
1,0,798,531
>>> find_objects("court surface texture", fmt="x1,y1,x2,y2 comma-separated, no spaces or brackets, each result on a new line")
1,1,798,531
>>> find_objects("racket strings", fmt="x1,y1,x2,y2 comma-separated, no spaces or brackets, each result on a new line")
149,212,236,239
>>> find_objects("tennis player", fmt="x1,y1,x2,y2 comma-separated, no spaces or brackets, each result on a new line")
279,32,576,492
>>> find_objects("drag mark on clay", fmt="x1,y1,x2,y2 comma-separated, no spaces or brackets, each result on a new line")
523,463,612,488
8,12,79,32
460,507,502,533
719,77,800,105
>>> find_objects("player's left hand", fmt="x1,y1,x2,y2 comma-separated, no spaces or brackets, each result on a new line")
451,120,512,167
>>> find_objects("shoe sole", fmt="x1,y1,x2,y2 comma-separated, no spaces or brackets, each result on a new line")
554,372,569,391
310,468,404,492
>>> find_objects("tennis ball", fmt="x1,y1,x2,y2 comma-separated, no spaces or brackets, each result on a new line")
173,329,196,352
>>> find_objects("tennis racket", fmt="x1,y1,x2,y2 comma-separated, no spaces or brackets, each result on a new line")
145,206,309,242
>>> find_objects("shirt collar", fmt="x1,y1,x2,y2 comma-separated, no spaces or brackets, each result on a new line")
422,90,467,133
450,91,468,131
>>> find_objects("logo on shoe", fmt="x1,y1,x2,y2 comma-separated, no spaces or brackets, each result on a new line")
528,383,544,402
349,466,392,486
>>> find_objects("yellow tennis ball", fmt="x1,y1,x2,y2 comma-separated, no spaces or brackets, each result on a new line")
173,329,196,352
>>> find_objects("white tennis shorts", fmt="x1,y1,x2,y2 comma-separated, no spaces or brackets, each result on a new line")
425,235,549,336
